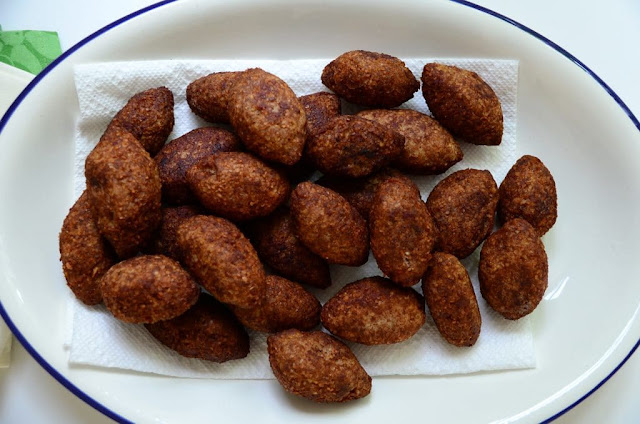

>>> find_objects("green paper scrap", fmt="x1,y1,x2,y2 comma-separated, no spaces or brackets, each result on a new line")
0,26,62,74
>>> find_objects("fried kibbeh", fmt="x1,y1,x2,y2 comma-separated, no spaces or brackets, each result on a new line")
426,169,498,259
290,182,369,266
298,91,341,138
317,168,412,221
357,109,463,174
85,126,162,258
149,205,202,261
498,155,558,236
321,276,425,345
321,50,419,108
108,87,174,155
187,152,290,221
228,68,306,165
370,178,438,286
231,275,321,333
306,115,405,178
186,71,241,124
479,218,548,320
155,127,240,204
251,209,331,289
177,215,265,309
422,252,481,347
421,63,503,146
100,255,199,324
59,191,116,305
145,293,249,362
267,329,371,403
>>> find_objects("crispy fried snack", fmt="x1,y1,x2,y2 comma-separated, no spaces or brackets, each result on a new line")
59,191,116,305
321,276,425,345
100,255,199,324
85,126,162,258
146,293,249,362
322,50,419,108
267,329,371,402
186,71,241,124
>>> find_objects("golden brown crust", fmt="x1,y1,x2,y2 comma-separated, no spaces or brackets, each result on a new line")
228,68,306,165
267,329,371,402
306,115,405,178
498,155,557,236
290,182,369,266
426,169,498,259
108,87,174,155
421,63,503,146
85,126,162,258
479,218,548,320
250,209,331,289
186,71,241,124
316,168,411,221
298,92,341,139
149,205,202,261
177,215,265,309
100,255,200,324
231,275,321,333
370,178,438,286
186,152,290,221
59,191,116,305
155,127,241,204
357,109,463,174
145,293,249,362
422,252,481,346
321,50,419,108
321,276,425,345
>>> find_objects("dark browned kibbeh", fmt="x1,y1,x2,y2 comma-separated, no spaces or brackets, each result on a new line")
186,71,241,124
267,329,371,402
100,255,199,324
59,191,116,305
146,293,250,362
322,50,419,108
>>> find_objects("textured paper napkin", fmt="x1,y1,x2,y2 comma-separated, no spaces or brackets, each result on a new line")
67,58,533,378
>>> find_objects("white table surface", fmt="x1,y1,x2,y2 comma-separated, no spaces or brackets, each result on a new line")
0,1,638,423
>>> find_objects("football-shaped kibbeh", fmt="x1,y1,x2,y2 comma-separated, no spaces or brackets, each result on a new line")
108,86,174,156
59,191,116,305
306,115,405,178
290,182,369,266
357,109,463,174
321,276,425,345
250,208,331,289
322,50,419,108
84,126,162,259
421,63,503,146
479,218,549,320
267,329,372,403
423,252,481,347
186,152,290,221
370,177,438,287
228,68,306,165
231,275,321,333
100,254,200,324
155,127,240,205
186,71,241,124
426,169,499,259
145,293,250,363
177,215,266,309
498,155,558,236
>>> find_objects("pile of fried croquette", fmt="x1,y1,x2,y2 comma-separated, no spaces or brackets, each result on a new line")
60,50,557,404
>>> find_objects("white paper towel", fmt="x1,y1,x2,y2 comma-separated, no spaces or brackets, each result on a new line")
67,58,533,379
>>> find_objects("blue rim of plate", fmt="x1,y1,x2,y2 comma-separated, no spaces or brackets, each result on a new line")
0,1,639,423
